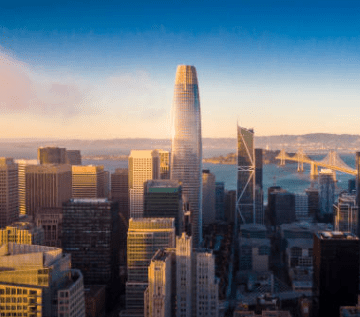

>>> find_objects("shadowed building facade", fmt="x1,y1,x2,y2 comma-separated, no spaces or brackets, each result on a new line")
170,65,202,248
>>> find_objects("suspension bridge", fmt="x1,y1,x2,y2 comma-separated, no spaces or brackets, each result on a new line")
275,149,356,176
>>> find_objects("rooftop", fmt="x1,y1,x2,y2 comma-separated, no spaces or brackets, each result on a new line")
318,231,359,240
70,198,109,204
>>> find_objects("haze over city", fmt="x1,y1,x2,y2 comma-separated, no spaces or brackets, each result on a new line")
1,0,359,139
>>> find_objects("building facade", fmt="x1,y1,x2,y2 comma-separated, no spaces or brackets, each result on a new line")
202,169,216,226
0,220,44,245
318,169,336,218
215,182,225,221
38,146,67,164
128,150,160,219
35,207,63,247
170,65,202,248
0,158,18,228
72,165,106,198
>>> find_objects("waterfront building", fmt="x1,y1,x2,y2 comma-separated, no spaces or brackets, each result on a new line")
62,198,120,285
128,150,160,219
237,126,256,225
334,193,358,235
66,149,82,165
38,146,67,164
144,179,183,235
0,158,18,228
144,249,175,317
215,182,225,221
171,65,202,248
202,169,216,226
126,218,175,311
72,165,106,198
20,163,72,218
318,169,336,220
35,207,63,247
111,168,129,280
0,243,85,317
313,231,360,317
0,220,44,245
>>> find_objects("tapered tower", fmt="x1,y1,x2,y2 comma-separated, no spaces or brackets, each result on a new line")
171,65,202,248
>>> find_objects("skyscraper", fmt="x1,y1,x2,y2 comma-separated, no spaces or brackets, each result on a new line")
202,169,216,226
128,150,160,219
237,126,255,225
38,146,67,164
72,165,106,198
0,158,18,228
171,65,202,248
318,169,335,222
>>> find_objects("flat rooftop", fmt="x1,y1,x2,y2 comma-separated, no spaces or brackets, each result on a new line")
317,231,359,240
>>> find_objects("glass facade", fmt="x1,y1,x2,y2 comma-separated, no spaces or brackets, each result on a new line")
237,126,255,225
171,65,202,248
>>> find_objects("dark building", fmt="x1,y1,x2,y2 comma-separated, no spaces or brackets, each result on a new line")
313,231,360,317
62,198,120,286
349,178,356,194
255,148,263,189
225,190,236,223
268,188,296,226
143,179,183,235
35,207,63,247
305,186,320,219
255,148,264,225
215,182,225,221
66,150,82,165
38,146,67,164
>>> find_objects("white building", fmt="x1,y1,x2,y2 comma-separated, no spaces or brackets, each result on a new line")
128,150,160,218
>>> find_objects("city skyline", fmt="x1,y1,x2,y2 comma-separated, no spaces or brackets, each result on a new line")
0,1,359,139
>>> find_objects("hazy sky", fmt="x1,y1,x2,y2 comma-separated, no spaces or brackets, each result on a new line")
0,0,359,139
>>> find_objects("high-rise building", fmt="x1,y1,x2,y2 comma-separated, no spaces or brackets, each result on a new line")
66,149,82,165
215,182,225,221
237,126,255,225
318,169,336,221
0,243,85,317
255,148,264,225
0,220,44,245
202,169,216,226
171,65,202,248
128,150,160,219
176,233,193,317
62,198,119,286
224,190,236,223
334,193,358,235
72,165,106,198
157,149,171,179
38,146,67,164
144,179,183,235
22,164,72,218
126,218,175,311
295,194,309,221
268,188,296,226
144,249,175,317
0,158,18,228
111,168,129,280
35,207,63,247
313,231,360,317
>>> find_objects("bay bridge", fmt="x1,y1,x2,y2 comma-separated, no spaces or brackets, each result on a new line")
275,149,356,176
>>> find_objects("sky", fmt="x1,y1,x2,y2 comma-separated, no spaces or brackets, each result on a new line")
0,0,359,139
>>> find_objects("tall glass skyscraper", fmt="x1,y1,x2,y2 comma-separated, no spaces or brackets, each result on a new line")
171,65,202,248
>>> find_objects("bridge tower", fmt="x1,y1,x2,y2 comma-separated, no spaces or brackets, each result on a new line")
310,162,318,177
278,149,287,166
297,149,305,172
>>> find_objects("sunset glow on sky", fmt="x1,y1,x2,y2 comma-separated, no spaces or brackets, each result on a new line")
0,0,359,139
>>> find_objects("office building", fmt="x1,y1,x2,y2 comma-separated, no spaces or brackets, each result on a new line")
0,220,44,245
35,207,63,247
66,149,82,165
128,150,160,219
313,231,360,317
171,65,203,248
157,149,170,179
0,158,18,228
215,182,225,221
268,188,296,226
38,146,67,164
305,186,320,218
62,198,119,285
0,243,85,317
144,179,183,235
21,163,72,218
176,233,193,317
111,168,129,279
348,178,356,194
224,190,236,223
295,194,309,221
255,148,264,225
126,218,175,311
202,169,216,226
72,165,106,198
144,249,175,317
237,126,255,225
318,169,336,220
334,193,358,235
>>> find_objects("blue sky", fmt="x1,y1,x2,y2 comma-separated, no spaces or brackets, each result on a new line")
0,0,359,139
